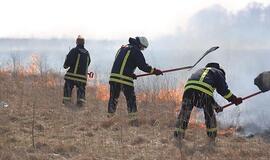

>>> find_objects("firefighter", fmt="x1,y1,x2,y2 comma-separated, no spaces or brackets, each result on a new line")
63,35,91,107
174,62,243,142
108,36,163,124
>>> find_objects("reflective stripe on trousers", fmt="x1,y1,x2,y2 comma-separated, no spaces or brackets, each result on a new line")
175,89,218,138
63,79,86,103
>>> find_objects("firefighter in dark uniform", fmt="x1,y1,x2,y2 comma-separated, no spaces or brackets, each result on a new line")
63,35,91,107
174,63,243,142
108,36,163,122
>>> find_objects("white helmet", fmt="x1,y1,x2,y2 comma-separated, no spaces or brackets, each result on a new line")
136,36,149,48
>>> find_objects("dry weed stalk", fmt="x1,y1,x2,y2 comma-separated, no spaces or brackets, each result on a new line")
31,102,36,149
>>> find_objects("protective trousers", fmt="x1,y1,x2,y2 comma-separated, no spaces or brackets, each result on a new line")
175,89,217,138
63,79,86,105
108,82,137,115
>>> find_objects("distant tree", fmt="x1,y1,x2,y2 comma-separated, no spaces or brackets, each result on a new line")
37,55,48,76
28,54,49,76
10,52,21,77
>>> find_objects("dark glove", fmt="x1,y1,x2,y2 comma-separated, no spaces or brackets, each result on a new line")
213,102,223,113
153,68,163,75
131,73,137,80
215,106,223,113
232,97,243,106
88,72,94,78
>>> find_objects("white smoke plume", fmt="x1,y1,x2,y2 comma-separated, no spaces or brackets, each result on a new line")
0,2,269,135
150,2,270,135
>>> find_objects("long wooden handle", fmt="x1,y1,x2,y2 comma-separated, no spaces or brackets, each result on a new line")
136,66,193,77
222,91,263,109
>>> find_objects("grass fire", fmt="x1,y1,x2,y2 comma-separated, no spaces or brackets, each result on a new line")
0,59,270,159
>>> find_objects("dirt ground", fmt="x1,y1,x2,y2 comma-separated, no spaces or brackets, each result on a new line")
0,73,270,160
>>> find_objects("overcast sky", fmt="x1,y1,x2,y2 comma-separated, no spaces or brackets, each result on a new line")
1,0,270,39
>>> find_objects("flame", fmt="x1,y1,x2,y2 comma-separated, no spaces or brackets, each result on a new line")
45,75,58,87
95,83,109,101
0,53,61,87
136,92,148,102
26,54,40,74
189,122,206,129
157,87,183,104
93,80,185,104
93,82,185,103
188,109,205,129
218,127,236,136
0,69,10,77
175,102,206,129
176,103,237,134
137,84,184,104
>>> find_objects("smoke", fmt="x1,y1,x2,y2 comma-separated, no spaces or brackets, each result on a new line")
0,2,269,135
149,2,270,135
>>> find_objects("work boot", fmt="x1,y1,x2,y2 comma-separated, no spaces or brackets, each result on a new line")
174,131,185,140
107,113,115,118
76,101,83,107
128,112,139,127
173,131,185,148
62,99,72,107
77,99,86,107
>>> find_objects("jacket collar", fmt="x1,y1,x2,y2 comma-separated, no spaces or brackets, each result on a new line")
76,44,84,48
128,37,140,49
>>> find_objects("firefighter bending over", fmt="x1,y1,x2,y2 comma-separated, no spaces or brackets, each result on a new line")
174,62,243,142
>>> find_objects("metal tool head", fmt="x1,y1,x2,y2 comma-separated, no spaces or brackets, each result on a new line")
254,71,270,92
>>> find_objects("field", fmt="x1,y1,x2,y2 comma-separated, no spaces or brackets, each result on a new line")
0,71,270,160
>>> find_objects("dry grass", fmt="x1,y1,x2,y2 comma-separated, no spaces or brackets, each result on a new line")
0,71,270,160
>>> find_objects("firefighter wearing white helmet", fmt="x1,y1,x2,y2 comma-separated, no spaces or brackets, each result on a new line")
136,36,149,50
108,36,163,126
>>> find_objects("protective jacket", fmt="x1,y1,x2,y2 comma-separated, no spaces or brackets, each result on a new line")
109,38,154,87
64,44,91,83
184,67,236,102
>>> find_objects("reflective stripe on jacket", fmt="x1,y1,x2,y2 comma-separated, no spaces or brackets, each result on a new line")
64,45,90,83
109,38,154,87
184,67,235,101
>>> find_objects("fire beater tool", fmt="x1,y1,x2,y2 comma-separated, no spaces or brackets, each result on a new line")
222,71,270,109
136,46,219,78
